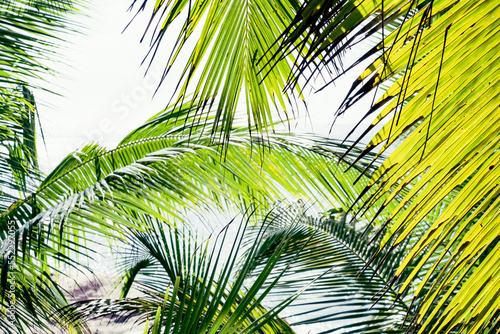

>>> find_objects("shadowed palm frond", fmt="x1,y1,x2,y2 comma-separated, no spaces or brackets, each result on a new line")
244,204,414,333
102,202,444,334
58,212,308,334
0,86,40,211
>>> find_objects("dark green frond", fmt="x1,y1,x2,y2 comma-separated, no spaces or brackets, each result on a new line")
0,85,40,210
246,205,412,333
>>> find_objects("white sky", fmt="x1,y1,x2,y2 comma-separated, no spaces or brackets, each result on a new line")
36,0,379,174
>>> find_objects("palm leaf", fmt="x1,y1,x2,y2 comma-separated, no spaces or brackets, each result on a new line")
0,0,79,84
126,0,307,143
245,204,414,333
58,212,304,333
273,0,500,332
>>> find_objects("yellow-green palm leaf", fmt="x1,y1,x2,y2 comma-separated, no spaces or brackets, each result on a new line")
275,0,500,332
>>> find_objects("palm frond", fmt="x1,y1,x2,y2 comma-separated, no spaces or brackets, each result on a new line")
245,204,413,333
59,212,304,333
0,0,80,86
273,0,500,332
126,0,307,143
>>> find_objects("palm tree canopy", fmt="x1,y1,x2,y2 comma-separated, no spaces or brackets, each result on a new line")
2,0,499,333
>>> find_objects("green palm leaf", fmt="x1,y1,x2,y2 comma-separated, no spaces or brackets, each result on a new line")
58,212,303,333
0,1,88,332
127,0,306,143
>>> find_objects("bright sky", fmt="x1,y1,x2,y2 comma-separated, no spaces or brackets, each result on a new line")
36,0,379,175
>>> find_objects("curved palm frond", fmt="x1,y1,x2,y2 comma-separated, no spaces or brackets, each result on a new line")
2,101,372,245
273,0,500,332
58,212,307,334
126,0,308,143
244,204,414,333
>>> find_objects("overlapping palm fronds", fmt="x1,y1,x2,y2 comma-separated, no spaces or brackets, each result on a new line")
244,204,415,333
58,211,309,334
7,0,494,332
1,99,371,332
126,0,308,143
63,201,442,334
272,0,500,332
0,1,81,197
0,1,88,332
